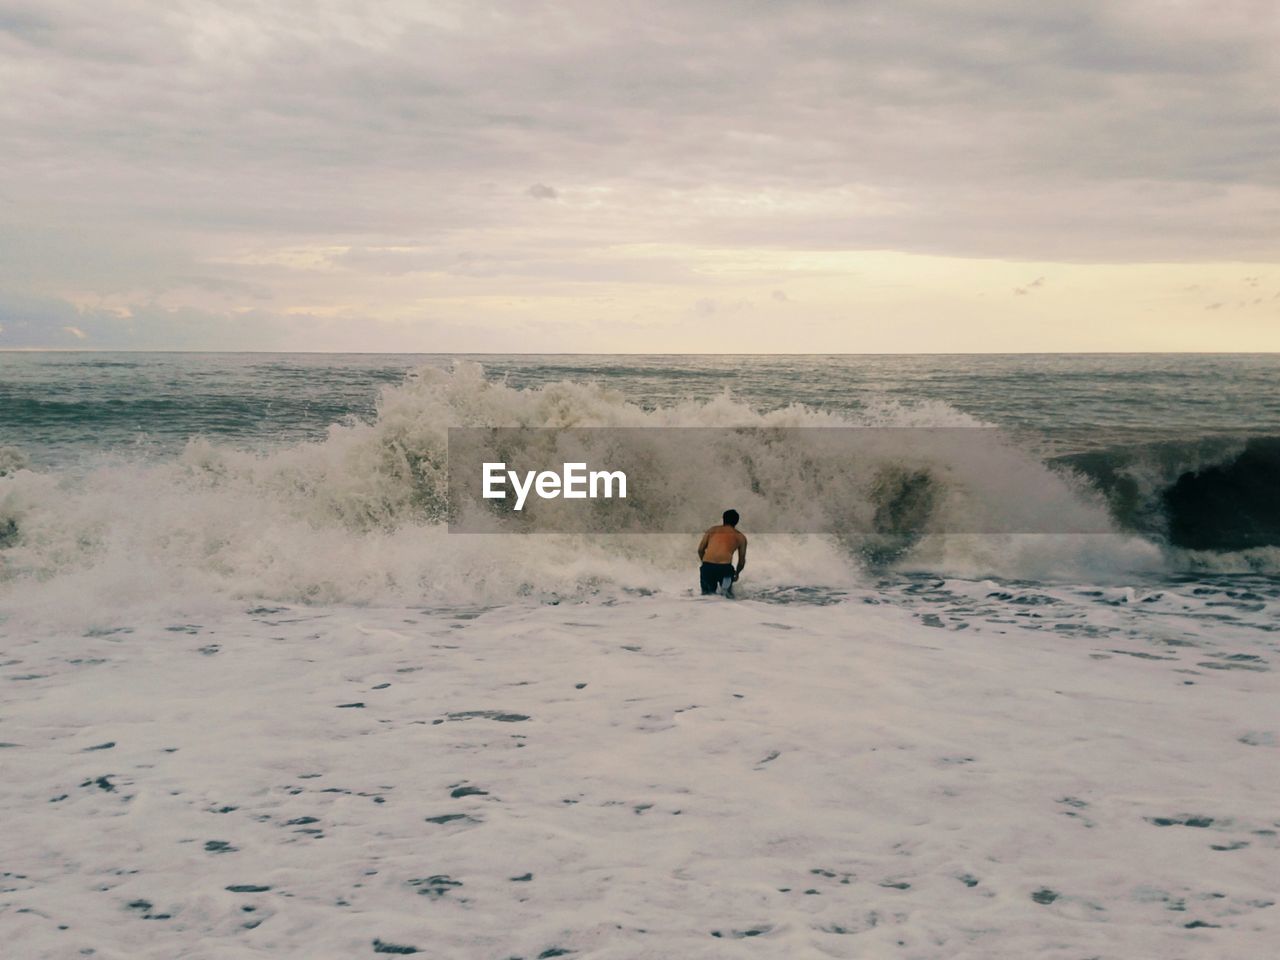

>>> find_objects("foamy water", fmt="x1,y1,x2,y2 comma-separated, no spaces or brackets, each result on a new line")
5,356,1276,622
4,587,1277,958
1,355,1277,957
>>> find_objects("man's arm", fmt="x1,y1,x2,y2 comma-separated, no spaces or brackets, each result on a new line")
734,534,748,575
697,530,710,560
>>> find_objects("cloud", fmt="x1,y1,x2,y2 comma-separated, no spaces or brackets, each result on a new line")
1,1,1278,349
0,292,281,349
5,1,1279,262
167,275,275,300
0,290,639,352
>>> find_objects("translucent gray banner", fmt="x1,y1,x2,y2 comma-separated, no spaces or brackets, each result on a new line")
446,427,1115,535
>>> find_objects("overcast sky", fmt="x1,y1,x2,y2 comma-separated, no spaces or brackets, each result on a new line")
2,0,1278,351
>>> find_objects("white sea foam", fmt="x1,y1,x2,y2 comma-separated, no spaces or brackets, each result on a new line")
2,590,1276,958
0,361,1201,625
3,362,1277,957
0,444,29,478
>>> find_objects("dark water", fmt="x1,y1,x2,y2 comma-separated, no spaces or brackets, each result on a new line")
3,352,1278,463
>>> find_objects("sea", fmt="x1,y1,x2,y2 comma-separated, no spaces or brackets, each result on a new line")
3,352,1280,586
2,352,1277,958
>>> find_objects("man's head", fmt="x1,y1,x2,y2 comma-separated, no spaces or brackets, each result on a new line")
722,509,740,527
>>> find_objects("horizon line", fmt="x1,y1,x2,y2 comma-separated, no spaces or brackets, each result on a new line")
3,349,1279,357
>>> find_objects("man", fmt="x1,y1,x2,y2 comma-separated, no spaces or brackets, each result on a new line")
697,509,747,598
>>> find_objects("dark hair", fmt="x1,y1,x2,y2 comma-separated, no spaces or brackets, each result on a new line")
722,509,739,526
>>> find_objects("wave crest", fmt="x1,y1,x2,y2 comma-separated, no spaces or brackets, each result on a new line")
0,362,1238,621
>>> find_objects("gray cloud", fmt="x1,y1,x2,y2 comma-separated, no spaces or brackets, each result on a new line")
0,290,658,352
0,292,296,350
1,0,1278,346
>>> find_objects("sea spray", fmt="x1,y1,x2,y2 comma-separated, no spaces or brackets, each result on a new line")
0,361,1233,622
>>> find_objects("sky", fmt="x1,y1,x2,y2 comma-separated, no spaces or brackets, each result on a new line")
1,0,1278,352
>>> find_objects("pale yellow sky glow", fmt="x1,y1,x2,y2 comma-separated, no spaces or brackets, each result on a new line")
2,1,1278,351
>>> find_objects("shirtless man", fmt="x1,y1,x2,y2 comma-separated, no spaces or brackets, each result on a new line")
697,509,747,597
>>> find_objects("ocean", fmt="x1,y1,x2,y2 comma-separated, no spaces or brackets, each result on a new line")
2,352,1277,958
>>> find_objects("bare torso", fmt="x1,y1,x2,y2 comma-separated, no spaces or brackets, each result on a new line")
699,525,747,565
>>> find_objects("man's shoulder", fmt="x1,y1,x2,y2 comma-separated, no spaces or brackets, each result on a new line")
737,530,748,544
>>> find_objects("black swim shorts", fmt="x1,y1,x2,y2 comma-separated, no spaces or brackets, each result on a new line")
699,562,735,596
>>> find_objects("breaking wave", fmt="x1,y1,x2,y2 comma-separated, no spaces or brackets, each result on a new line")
0,362,1273,620
1056,436,1280,570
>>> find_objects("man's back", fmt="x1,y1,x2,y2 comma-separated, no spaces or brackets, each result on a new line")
700,524,746,564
